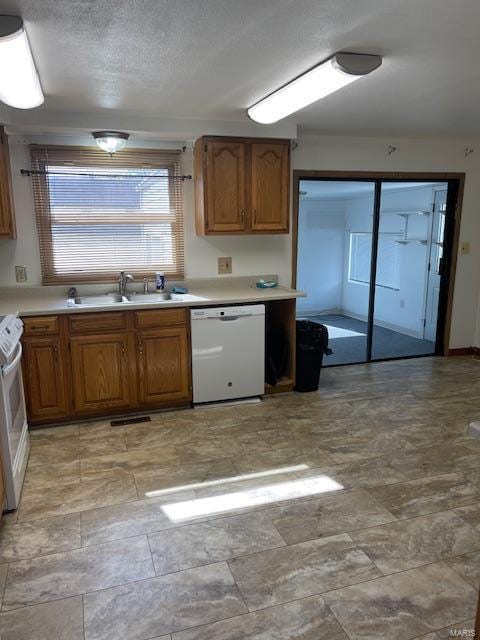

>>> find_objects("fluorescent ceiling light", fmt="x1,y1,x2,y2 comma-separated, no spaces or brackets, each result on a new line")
248,52,382,124
92,131,130,154
0,15,44,109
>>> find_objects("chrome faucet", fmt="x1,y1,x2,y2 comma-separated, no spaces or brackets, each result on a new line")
118,271,134,296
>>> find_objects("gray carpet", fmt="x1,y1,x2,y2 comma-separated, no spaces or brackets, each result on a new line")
305,314,436,366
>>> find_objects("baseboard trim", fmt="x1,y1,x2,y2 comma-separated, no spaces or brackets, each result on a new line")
448,347,476,356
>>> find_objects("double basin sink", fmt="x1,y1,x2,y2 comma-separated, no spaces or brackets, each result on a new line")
67,291,175,307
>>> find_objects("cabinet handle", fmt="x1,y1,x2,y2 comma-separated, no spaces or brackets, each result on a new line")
31,325,49,331
53,344,58,361
121,344,126,357
138,340,143,356
240,209,246,220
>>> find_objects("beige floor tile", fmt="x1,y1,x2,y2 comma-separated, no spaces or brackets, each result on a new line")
0,514,81,562
29,424,80,444
171,594,348,640
28,440,81,467
83,562,247,640
134,458,239,497
80,445,180,476
323,563,477,639
3,535,154,610
81,491,196,546
269,489,396,544
18,474,137,521
0,596,84,640
229,533,381,611
23,461,81,490
351,510,480,574
371,472,480,519
435,618,475,638
148,511,285,575
78,433,127,458
454,502,480,529
448,549,480,589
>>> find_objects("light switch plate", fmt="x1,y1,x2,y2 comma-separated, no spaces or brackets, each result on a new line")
460,241,471,255
218,257,232,274
15,265,27,282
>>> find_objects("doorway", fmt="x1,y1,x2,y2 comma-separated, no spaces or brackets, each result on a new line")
292,173,463,367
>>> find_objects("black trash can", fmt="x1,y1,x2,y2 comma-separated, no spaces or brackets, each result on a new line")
294,320,331,392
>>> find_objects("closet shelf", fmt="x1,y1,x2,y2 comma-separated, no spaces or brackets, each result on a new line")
394,238,428,245
381,210,431,217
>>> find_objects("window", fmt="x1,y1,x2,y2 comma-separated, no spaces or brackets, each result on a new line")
30,145,185,284
348,232,401,290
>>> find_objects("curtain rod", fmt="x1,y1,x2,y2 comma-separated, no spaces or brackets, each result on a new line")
20,169,192,180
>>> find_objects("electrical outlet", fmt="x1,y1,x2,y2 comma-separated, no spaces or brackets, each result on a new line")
460,241,471,255
218,257,232,275
15,265,27,283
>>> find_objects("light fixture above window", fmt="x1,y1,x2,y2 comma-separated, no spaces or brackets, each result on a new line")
92,131,130,154
247,52,382,124
0,15,44,109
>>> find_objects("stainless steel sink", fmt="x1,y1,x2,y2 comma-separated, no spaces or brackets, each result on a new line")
128,292,172,302
67,294,130,307
67,291,175,307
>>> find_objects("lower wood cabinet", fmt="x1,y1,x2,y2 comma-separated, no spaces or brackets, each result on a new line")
22,336,69,421
137,326,190,405
21,308,192,424
70,333,133,413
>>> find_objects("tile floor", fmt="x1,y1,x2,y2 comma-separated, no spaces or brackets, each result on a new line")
1,356,480,638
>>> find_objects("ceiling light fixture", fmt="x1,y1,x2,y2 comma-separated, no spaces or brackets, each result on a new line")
92,131,130,154
0,15,44,109
247,52,382,124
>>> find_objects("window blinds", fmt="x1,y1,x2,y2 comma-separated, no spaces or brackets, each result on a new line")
30,145,185,284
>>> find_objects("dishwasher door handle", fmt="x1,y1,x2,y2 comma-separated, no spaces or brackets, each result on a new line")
218,315,250,321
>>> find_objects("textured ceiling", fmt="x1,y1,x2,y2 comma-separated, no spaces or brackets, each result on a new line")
1,0,480,136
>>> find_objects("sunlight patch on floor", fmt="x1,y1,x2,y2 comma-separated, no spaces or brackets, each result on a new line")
161,475,344,522
144,464,310,498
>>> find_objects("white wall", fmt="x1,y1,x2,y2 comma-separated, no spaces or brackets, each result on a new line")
292,134,480,350
296,198,345,315
341,185,440,338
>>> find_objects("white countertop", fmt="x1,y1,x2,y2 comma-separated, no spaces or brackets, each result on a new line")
0,277,305,317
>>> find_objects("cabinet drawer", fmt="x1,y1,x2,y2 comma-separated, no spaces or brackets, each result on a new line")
23,316,59,335
134,308,187,329
69,312,127,334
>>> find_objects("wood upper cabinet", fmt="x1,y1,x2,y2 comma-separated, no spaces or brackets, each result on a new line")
22,336,69,421
251,142,289,232
204,140,246,233
137,326,190,405
195,136,290,235
70,333,132,413
0,126,16,239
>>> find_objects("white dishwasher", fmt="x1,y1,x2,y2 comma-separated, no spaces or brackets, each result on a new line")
191,305,265,404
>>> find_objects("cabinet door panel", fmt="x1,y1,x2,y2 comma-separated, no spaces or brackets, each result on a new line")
251,142,289,232
205,141,246,232
70,334,131,412
0,126,16,239
23,337,68,421
138,327,190,405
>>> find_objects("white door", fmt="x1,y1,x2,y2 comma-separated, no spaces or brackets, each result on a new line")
424,190,447,342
